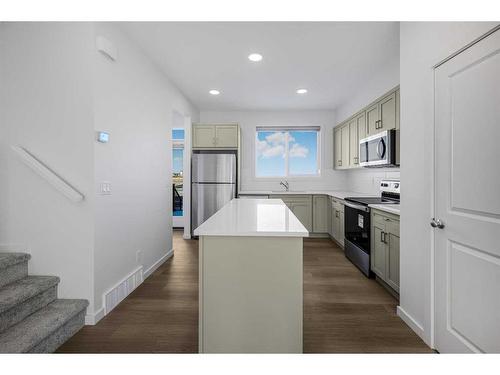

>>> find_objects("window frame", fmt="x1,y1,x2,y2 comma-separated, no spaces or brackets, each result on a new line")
254,126,321,179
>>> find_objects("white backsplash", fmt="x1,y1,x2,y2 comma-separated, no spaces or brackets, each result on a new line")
346,168,400,195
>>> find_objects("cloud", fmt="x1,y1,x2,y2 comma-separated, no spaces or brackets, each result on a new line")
289,143,309,158
257,131,308,159
257,138,285,158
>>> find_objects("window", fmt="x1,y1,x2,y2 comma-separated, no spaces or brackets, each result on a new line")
172,129,184,217
255,126,320,177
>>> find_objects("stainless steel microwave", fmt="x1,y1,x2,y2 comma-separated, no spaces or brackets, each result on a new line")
359,129,398,168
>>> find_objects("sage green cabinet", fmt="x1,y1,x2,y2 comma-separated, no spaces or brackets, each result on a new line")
192,124,239,148
371,209,400,293
313,195,328,233
334,123,350,170
347,111,367,168
367,90,398,135
270,195,313,232
193,124,216,148
334,127,343,169
366,102,380,135
341,125,349,169
348,118,358,168
334,86,399,170
378,91,397,133
356,111,367,146
372,224,387,277
385,219,400,292
327,197,333,237
215,125,239,147
331,198,345,247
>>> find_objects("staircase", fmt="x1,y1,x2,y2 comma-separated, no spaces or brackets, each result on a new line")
0,252,88,353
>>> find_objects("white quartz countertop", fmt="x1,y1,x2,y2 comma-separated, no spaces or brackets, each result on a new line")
238,190,376,200
369,204,400,215
194,199,309,237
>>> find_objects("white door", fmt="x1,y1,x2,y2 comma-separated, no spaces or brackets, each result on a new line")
434,28,500,353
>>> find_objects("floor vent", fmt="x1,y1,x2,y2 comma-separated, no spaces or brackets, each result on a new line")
103,266,143,315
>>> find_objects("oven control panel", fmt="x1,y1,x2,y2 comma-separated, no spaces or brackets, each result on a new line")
380,179,400,194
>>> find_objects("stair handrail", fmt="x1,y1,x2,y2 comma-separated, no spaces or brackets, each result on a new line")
11,145,85,203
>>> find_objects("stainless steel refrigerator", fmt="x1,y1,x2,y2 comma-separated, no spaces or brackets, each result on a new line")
191,150,237,236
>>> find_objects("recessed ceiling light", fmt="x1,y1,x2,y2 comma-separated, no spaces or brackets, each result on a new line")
296,88,308,94
248,53,263,62
209,89,220,95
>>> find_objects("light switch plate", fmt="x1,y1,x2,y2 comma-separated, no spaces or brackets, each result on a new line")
100,181,112,195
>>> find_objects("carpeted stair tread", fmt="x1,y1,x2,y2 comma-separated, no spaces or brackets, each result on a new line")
0,276,60,314
0,253,31,270
0,299,88,353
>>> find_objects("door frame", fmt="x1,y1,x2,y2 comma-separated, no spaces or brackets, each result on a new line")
431,24,500,351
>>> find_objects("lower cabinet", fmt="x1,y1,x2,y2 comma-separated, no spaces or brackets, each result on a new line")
330,197,345,247
270,195,313,232
371,209,400,293
269,194,337,236
312,195,328,233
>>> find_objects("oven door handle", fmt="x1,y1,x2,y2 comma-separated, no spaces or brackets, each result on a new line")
344,201,370,212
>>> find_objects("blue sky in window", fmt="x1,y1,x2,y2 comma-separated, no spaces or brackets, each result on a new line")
288,131,318,175
256,130,318,177
172,129,184,140
256,131,286,176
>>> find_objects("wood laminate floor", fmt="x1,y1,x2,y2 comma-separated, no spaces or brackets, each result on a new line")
58,231,432,353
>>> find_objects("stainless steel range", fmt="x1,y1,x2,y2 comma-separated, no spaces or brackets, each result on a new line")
343,179,400,277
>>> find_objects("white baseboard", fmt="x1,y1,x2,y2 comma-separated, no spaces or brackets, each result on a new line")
144,249,173,279
85,307,105,325
397,305,428,344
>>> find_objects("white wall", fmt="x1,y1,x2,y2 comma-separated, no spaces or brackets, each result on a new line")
335,57,400,124
199,110,347,192
0,22,200,323
0,23,96,310
399,22,498,346
92,23,199,316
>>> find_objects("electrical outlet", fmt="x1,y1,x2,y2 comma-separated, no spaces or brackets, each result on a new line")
136,250,143,264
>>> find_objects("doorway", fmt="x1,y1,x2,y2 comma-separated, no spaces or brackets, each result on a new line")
172,128,185,228
433,27,500,353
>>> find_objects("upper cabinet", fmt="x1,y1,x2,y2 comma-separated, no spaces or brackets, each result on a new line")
334,127,343,169
367,90,399,135
334,86,399,170
334,123,350,169
377,91,398,134
192,123,239,149
366,102,379,135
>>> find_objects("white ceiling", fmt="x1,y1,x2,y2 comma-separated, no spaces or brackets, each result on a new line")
120,22,399,111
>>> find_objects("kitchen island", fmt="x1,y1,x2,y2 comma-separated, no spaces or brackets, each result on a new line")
194,198,308,353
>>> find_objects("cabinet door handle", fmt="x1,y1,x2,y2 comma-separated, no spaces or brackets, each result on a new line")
383,232,388,244
380,231,385,243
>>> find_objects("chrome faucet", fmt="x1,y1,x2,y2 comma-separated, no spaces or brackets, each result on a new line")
280,180,289,192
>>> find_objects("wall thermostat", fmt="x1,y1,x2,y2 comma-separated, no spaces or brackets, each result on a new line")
97,131,110,143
